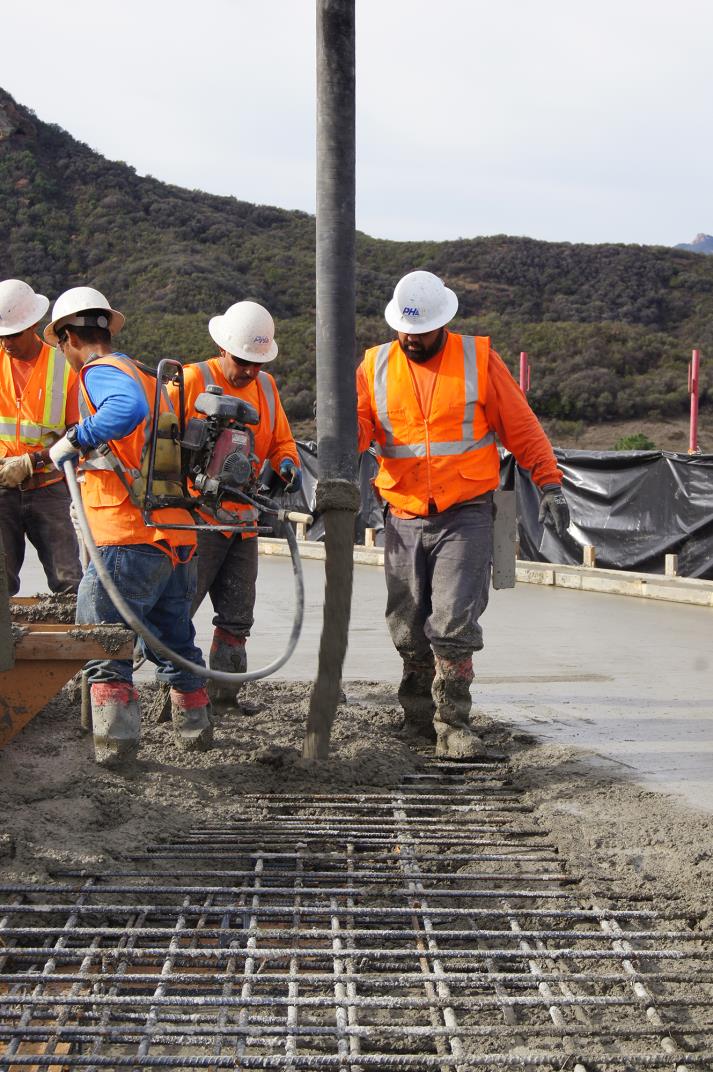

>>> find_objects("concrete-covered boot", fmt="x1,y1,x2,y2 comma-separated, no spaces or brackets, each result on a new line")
170,687,214,751
397,653,436,740
433,654,491,760
208,628,258,715
90,682,141,767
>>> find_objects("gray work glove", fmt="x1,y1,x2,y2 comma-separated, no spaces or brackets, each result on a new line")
538,483,570,537
0,453,34,488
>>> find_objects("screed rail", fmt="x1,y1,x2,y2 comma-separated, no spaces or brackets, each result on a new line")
0,762,712,1069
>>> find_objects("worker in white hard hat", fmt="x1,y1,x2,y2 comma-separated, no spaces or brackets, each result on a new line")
0,278,83,596
357,270,570,760
168,300,301,714
45,286,211,766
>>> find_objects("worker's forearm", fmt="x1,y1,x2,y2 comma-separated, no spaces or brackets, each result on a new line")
485,350,562,487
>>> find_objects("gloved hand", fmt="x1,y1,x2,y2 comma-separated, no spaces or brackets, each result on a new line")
0,453,34,488
49,432,80,471
279,458,302,493
538,483,570,537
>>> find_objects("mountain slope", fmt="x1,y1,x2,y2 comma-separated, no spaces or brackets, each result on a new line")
676,233,713,255
1,86,711,429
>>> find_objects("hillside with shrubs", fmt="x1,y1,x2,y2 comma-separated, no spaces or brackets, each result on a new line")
1,86,710,439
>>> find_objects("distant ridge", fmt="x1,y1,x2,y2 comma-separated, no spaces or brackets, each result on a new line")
675,233,713,254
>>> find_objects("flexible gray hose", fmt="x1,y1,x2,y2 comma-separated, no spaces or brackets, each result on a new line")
64,463,305,683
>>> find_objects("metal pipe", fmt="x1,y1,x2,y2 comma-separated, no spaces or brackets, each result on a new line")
519,351,530,394
305,0,360,759
689,348,701,454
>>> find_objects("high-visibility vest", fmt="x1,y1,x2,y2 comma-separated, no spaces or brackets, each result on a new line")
361,333,499,515
0,340,73,488
78,354,196,551
178,360,279,537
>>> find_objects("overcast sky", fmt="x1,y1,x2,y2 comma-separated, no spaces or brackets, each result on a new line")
3,0,711,247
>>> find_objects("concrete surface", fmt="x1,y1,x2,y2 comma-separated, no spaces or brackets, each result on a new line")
18,544,713,814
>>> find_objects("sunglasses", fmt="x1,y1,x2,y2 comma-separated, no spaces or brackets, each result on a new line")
230,354,262,369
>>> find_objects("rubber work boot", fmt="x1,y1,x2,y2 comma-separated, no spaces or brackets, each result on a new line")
433,654,491,760
397,653,436,741
208,628,260,715
170,687,214,751
90,682,141,768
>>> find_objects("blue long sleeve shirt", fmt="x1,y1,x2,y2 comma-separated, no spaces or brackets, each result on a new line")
74,355,150,451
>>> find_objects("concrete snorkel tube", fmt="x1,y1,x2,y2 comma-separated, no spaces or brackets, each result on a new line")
63,462,310,682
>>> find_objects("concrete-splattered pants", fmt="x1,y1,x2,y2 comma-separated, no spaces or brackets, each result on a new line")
384,497,493,664
192,530,259,639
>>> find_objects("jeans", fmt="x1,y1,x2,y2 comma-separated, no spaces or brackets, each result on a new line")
384,497,493,662
76,543,206,690
192,530,258,638
0,482,82,597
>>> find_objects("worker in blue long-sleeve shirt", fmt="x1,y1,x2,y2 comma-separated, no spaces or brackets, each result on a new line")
45,286,210,767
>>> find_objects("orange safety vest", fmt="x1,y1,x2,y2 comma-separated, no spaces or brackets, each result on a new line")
0,340,74,488
176,360,281,538
361,333,499,515
78,355,196,552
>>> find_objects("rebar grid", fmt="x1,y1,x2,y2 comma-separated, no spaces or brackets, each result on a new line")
1,761,711,1071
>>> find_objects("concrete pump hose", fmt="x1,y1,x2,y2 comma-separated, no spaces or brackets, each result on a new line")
64,462,305,683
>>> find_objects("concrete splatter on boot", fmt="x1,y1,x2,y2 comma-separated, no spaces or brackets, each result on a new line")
90,682,141,768
170,687,213,751
207,628,257,716
397,652,436,740
433,654,493,760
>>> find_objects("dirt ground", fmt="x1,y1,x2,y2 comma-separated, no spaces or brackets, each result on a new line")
541,413,713,453
1,678,712,931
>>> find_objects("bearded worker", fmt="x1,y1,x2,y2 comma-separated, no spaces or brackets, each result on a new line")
0,278,82,596
356,270,569,760
172,300,301,713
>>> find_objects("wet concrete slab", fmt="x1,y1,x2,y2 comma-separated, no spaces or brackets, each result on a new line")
19,549,713,814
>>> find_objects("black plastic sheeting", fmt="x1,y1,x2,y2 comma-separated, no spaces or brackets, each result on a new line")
262,445,713,580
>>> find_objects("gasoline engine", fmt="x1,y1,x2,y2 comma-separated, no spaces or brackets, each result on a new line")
139,360,287,535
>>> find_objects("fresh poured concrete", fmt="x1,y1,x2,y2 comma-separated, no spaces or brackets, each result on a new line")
18,546,713,813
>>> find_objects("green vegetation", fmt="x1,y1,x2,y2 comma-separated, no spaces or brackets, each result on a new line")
1,87,711,427
613,433,657,451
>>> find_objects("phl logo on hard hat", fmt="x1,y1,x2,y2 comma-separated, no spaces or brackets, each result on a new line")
254,336,269,344
402,306,420,317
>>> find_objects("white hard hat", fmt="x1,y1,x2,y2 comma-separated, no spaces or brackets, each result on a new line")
0,279,49,336
209,301,278,364
44,286,125,345
384,270,458,334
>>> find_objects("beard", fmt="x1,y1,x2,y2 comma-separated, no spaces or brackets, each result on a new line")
399,329,445,363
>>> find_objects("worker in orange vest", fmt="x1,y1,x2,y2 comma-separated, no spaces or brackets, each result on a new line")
171,301,301,714
0,279,83,596
45,287,211,767
357,270,569,760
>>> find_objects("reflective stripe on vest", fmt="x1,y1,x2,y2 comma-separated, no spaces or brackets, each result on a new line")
372,336,495,459
0,347,69,446
195,363,276,433
257,370,275,433
196,361,215,387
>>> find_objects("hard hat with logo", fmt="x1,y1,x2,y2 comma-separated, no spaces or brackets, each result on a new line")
209,301,278,363
384,270,458,334
0,279,50,336
44,286,125,345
